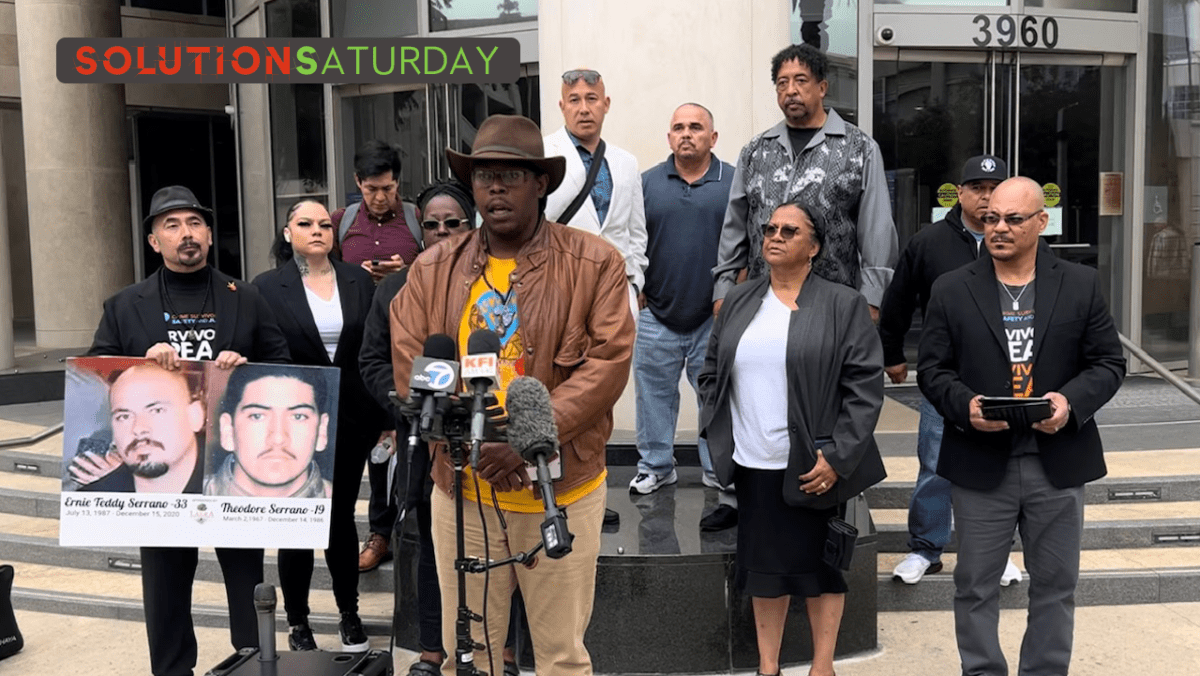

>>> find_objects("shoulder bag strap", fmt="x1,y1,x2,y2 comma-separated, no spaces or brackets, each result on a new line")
556,139,606,224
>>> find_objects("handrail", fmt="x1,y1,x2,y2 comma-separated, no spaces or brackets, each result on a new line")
1119,333,1200,407
0,422,63,449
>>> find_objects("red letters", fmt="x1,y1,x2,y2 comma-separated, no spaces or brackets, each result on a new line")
186,46,210,74
266,47,289,74
137,47,155,75
231,46,259,75
75,46,97,75
158,46,181,75
103,46,131,75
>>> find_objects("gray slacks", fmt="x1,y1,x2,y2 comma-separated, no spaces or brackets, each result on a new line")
951,455,1085,676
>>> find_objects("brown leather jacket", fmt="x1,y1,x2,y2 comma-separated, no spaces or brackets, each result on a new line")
388,218,635,497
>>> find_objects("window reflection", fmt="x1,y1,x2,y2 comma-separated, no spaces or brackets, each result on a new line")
341,90,430,203
790,0,858,122
1142,0,1198,361
456,79,540,157
429,0,537,32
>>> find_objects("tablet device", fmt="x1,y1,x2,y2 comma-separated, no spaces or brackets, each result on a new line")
979,396,1053,426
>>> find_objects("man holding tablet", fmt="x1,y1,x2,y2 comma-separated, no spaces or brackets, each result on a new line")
917,176,1125,676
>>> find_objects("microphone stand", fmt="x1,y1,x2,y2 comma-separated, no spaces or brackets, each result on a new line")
443,407,542,676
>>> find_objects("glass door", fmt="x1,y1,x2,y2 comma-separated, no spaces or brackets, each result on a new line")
874,50,1127,291
874,48,1129,352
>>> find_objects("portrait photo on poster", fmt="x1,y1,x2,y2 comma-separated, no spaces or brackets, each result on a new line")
63,356,208,495
203,363,341,499
60,357,341,549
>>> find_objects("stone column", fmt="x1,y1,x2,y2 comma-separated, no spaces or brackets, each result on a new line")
0,130,11,370
15,0,132,348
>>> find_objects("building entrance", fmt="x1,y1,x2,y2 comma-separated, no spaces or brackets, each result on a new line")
874,48,1129,311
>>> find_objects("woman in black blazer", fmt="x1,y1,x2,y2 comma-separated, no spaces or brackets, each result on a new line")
253,199,388,652
699,201,886,676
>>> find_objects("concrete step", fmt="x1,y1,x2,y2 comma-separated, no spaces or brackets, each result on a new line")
875,549,1200,612
868,448,1200,508
6,560,396,640
871,500,1200,552
0,525,398,594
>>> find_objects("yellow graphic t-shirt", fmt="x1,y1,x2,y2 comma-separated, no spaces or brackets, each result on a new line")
457,256,604,512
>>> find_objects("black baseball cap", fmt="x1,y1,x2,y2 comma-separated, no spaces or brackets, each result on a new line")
960,155,1008,185
142,185,213,232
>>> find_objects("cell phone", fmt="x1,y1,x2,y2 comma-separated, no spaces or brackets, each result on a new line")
526,454,563,482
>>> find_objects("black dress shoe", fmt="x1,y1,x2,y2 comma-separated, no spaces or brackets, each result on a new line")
699,505,738,532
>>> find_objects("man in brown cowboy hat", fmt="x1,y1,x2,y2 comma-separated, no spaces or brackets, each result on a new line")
388,115,634,676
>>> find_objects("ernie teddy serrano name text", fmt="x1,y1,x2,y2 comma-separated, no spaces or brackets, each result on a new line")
56,38,520,84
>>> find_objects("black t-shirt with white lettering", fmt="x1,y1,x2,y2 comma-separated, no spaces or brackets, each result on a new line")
160,267,219,361
1000,279,1038,455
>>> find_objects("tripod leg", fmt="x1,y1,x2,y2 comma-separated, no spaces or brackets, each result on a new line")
431,487,515,676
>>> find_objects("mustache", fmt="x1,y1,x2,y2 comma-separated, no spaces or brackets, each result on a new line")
123,437,164,458
258,447,298,461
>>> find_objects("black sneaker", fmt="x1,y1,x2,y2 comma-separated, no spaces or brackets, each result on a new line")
287,623,318,651
699,505,738,532
339,612,370,652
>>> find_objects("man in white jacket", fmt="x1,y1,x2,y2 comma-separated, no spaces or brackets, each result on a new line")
544,68,647,318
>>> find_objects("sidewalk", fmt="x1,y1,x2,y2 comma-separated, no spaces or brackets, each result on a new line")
5,602,1199,675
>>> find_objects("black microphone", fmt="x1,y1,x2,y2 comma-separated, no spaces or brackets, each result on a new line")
506,376,573,559
462,329,500,470
253,583,278,663
407,334,459,447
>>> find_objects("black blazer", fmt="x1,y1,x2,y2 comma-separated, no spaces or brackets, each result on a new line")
698,274,887,501
89,267,290,363
917,252,1126,491
252,259,387,430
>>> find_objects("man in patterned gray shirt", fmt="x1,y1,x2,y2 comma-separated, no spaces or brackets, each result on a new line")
712,44,897,320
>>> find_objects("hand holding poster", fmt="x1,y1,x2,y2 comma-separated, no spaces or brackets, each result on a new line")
60,356,340,549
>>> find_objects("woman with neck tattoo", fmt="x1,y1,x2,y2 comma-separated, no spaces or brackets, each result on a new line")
253,199,389,653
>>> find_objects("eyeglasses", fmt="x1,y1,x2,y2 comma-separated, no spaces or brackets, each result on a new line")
761,223,802,240
471,168,530,188
562,69,601,85
422,218,465,231
981,209,1044,226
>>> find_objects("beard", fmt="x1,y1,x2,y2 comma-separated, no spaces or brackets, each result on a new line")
123,439,171,478
131,461,170,478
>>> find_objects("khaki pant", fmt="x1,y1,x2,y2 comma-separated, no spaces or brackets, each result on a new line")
431,484,606,676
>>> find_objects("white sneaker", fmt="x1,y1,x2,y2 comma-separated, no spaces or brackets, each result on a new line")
1001,557,1023,586
892,552,943,584
701,472,723,490
628,469,678,495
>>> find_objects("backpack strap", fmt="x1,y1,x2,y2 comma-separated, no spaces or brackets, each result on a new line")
402,201,423,251
338,201,361,244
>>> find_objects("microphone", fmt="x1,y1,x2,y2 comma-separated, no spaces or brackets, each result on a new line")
408,334,459,446
253,583,278,663
506,376,573,559
462,329,500,469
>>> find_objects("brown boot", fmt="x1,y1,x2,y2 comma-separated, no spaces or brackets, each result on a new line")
358,533,392,572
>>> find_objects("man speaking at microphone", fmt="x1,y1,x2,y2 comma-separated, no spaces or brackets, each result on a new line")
388,115,635,676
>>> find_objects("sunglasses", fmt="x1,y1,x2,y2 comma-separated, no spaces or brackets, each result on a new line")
981,209,1043,226
422,218,465,231
472,168,531,188
562,69,601,85
761,223,802,240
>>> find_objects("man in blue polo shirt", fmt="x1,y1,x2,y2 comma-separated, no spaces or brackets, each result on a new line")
631,104,734,513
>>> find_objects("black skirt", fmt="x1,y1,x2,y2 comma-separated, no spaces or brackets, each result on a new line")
734,464,848,598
